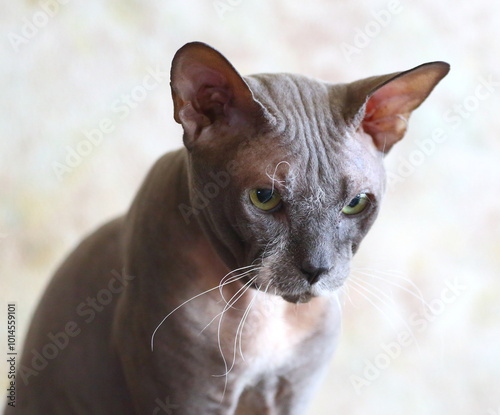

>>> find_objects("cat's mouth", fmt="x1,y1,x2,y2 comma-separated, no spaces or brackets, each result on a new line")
281,292,314,304
240,273,315,304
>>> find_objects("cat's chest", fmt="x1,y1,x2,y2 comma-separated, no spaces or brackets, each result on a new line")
221,293,340,374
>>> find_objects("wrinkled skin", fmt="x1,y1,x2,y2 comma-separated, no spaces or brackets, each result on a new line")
6,43,448,415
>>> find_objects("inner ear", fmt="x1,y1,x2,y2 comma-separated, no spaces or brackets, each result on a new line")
347,61,450,153
170,42,266,146
172,63,234,125
196,83,231,123
361,79,415,153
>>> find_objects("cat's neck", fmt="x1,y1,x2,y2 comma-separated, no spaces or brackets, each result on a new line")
123,148,230,295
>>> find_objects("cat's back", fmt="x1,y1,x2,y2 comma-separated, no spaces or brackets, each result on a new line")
26,146,188,327
9,148,189,414
31,215,126,329
9,216,136,414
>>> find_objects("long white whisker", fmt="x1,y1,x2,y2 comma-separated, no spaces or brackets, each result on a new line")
236,289,259,361
214,275,258,377
151,269,251,351
237,278,272,360
214,275,258,402
355,267,427,303
349,280,421,353
352,275,398,306
349,281,398,327
354,270,430,310
219,267,259,307
218,264,259,292
199,268,260,334
341,281,356,308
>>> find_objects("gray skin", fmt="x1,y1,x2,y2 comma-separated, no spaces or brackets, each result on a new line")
6,43,449,415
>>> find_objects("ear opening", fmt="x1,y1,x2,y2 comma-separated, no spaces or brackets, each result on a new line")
347,61,450,153
170,42,265,146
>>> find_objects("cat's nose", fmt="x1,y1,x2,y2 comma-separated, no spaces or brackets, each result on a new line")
300,261,330,285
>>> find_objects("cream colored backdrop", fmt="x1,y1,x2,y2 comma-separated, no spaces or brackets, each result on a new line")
1,0,500,413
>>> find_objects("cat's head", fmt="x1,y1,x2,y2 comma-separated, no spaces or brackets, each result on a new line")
171,42,449,303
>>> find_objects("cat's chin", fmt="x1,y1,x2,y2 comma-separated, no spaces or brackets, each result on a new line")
281,292,314,304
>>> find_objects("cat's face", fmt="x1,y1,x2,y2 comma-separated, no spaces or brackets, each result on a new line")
171,42,449,303
189,75,384,303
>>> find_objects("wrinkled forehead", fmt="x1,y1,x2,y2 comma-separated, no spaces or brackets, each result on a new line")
235,128,382,206
236,74,383,199
245,72,347,121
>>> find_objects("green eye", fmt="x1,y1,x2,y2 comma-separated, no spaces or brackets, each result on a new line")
249,189,282,211
342,193,370,215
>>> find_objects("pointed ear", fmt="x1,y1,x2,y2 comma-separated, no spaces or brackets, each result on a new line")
346,62,450,153
170,42,265,149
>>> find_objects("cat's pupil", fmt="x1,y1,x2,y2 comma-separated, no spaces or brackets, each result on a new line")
348,195,360,208
256,189,273,203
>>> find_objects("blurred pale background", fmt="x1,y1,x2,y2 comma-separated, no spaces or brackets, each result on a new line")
1,0,500,413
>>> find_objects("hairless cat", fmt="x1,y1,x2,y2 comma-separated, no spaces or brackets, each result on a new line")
6,42,449,414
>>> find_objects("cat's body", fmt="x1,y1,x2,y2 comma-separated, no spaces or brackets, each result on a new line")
6,43,449,414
